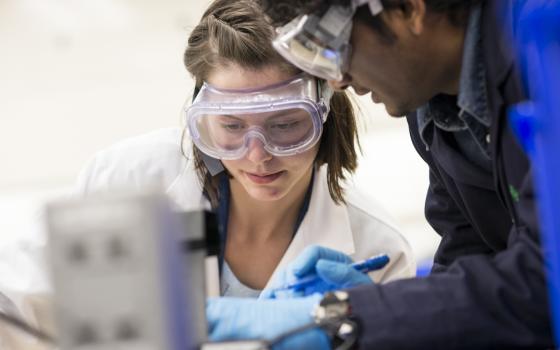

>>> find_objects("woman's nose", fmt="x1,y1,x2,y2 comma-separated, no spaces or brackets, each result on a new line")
245,137,273,163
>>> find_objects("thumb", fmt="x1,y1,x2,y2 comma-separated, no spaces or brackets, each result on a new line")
206,298,222,332
315,260,371,287
292,245,353,277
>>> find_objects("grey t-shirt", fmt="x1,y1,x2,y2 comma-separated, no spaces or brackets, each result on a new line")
220,261,261,298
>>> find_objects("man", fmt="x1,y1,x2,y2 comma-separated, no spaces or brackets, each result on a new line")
207,0,554,348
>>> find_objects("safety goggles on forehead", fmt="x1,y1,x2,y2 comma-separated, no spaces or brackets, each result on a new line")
272,0,383,82
185,74,333,160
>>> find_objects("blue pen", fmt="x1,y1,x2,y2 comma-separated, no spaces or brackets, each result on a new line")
274,254,390,295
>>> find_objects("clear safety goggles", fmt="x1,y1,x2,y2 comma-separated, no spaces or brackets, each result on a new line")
185,74,333,160
272,0,383,81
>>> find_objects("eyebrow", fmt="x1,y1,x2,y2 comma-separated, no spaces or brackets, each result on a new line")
218,114,244,121
266,110,300,119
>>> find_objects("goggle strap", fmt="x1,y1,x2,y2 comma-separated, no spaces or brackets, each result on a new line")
318,6,354,37
318,80,334,122
352,0,384,16
201,152,225,176
192,85,201,103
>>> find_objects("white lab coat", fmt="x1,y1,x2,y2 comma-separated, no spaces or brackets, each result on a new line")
0,128,415,348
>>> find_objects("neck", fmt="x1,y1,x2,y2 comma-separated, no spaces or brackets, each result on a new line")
431,20,468,95
228,167,313,242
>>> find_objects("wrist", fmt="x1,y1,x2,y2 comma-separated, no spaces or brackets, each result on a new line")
312,291,359,349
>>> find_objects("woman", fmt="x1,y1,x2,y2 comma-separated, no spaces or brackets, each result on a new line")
77,0,415,298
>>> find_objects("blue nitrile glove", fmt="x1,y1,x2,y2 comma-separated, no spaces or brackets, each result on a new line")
263,245,374,298
207,294,330,350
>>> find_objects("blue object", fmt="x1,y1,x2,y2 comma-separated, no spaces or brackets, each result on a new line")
509,2,560,346
207,295,329,350
415,258,434,277
274,254,389,295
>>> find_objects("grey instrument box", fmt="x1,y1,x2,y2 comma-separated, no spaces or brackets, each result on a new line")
46,191,201,350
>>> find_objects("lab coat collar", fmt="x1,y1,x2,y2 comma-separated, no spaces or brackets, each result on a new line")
165,155,210,212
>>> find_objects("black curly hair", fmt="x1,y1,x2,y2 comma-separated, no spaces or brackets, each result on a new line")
260,0,483,38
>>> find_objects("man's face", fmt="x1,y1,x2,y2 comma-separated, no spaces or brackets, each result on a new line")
335,14,446,117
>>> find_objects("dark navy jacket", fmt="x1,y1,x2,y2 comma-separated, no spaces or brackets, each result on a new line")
347,0,554,348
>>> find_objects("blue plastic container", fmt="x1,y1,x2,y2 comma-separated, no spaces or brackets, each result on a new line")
509,1,560,345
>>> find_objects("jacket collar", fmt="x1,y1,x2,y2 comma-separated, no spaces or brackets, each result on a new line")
457,3,491,128
482,0,520,100
417,3,494,161
165,154,210,212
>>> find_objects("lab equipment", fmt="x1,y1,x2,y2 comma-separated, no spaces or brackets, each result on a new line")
509,1,560,345
180,210,220,340
273,254,388,295
46,190,202,350
272,0,383,81
185,73,333,160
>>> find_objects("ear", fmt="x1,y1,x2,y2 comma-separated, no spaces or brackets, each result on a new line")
406,0,427,36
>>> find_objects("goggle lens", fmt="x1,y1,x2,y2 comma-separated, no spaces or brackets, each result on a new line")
192,108,317,158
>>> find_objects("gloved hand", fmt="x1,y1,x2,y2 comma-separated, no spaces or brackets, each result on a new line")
207,294,330,350
262,245,374,299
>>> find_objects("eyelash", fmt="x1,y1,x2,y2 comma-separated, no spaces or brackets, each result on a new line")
221,123,246,131
270,121,299,130
219,120,300,132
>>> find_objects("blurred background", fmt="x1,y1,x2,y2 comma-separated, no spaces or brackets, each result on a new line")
0,0,439,266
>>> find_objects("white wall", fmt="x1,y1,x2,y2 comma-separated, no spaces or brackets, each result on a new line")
0,0,204,190
0,0,439,262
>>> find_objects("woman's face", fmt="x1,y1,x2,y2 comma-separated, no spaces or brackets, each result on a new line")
206,64,320,202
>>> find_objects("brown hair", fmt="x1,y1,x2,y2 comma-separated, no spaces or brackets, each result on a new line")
183,0,359,206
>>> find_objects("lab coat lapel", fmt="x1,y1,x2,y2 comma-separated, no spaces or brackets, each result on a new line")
261,166,356,292
165,158,210,212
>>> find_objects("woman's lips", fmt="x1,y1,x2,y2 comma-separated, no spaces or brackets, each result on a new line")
245,171,283,184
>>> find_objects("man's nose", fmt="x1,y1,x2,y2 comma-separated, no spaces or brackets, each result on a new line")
245,137,273,163
328,73,352,91
352,85,369,95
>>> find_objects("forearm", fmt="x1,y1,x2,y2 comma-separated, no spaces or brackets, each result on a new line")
347,239,552,349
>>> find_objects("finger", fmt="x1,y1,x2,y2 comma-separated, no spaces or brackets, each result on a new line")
273,288,305,299
260,268,297,299
259,288,275,299
276,328,331,350
291,245,353,277
206,298,221,333
315,259,371,287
